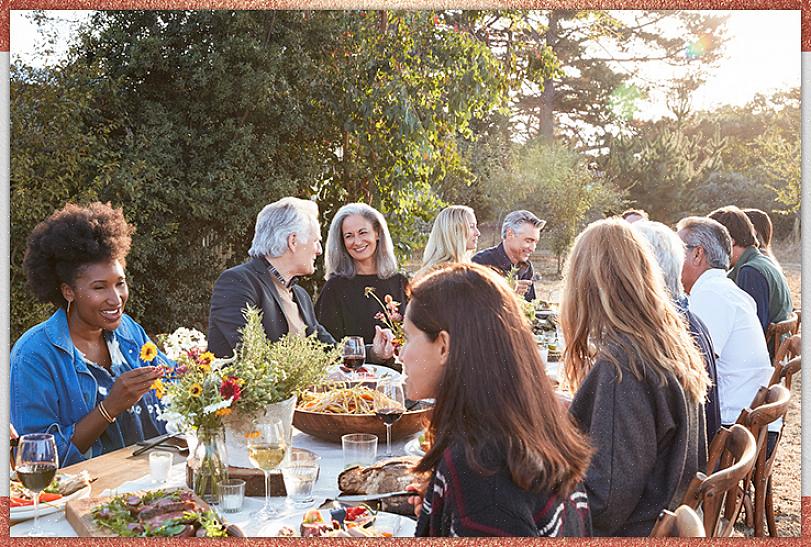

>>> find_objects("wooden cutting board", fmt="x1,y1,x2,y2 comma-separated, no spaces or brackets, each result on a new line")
65,487,214,537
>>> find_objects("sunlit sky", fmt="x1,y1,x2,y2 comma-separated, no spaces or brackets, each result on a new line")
10,10,800,120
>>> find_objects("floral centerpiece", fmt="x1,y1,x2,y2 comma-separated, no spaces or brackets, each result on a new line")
149,307,340,498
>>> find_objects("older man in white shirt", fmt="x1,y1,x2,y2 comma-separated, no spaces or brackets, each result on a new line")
676,216,775,434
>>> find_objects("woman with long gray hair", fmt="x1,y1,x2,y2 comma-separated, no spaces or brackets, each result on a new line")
315,203,408,357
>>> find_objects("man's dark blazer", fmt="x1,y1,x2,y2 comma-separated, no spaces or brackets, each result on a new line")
208,257,336,358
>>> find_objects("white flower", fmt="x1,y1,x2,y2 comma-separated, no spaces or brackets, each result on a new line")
164,327,208,360
202,397,234,415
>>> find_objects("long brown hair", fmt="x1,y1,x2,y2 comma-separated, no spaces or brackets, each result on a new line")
410,263,591,495
561,219,710,403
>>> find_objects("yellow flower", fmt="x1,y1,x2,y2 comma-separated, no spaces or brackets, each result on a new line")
198,352,215,366
150,379,165,399
215,408,232,417
189,383,203,397
140,342,158,362
198,363,211,374
244,430,260,439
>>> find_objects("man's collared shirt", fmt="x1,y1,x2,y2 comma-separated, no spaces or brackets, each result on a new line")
472,242,536,301
263,258,306,336
687,268,776,430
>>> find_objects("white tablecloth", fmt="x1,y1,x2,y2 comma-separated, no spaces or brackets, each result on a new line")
11,429,419,537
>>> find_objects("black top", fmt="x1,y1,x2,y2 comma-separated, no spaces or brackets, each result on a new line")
415,443,592,537
207,257,335,358
569,350,707,536
472,243,536,301
315,273,409,345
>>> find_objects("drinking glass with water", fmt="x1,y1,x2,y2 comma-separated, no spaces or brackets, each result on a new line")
280,449,321,508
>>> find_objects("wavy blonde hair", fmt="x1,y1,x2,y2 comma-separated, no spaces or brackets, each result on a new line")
561,218,710,404
420,206,474,272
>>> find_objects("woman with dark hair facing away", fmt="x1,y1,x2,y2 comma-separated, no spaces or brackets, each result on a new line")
562,219,710,536
11,202,169,467
744,208,781,269
402,263,592,537
315,203,408,359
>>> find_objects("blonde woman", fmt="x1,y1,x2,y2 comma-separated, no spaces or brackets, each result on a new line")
562,218,710,536
419,206,480,275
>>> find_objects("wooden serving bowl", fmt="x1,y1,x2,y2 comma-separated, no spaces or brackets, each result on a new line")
293,402,433,443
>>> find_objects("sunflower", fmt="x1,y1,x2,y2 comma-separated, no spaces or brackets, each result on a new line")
150,378,166,399
198,352,215,367
188,383,203,397
140,342,158,362
198,363,211,374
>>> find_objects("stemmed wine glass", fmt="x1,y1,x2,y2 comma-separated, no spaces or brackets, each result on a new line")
247,418,286,520
342,336,366,381
16,433,59,536
374,379,406,458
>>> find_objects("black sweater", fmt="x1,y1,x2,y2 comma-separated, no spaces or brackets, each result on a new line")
415,444,592,537
569,354,707,536
314,273,408,345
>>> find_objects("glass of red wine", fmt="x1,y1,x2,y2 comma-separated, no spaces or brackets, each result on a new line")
374,379,406,457
16,433,59,536
342,336,366,380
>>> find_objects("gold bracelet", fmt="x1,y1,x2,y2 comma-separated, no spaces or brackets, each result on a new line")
98,401,116,424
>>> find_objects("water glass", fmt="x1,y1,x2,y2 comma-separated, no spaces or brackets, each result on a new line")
217,479,246,513
281,450,321,507
342,433,378,468
149,451,173,484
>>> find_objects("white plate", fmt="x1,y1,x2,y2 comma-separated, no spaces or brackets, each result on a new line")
257,509,415,537
404,438,425,458
10,484,92,522
326,364,402,384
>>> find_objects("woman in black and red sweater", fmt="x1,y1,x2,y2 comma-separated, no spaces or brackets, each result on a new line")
401,263,593,537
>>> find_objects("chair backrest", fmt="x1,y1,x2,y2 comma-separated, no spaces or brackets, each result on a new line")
766,313,799,356
740,383,792,482
772,333,800,370
650,505,706,537
679,424,757,537
770,354,801,391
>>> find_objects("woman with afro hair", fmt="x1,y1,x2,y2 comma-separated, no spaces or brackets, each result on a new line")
11,202,169,467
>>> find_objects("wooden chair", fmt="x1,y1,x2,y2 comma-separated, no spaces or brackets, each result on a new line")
650,505,705,537
772,333,800,370
678,424,757,537
735,384,792,537
766,312,799,357
770,353,801,390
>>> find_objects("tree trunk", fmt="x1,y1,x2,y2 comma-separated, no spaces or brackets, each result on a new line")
538,11,560,141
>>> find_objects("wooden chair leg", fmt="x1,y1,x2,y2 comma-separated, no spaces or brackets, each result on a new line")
753,476,767,537
766,478,778,537
742,488,754,528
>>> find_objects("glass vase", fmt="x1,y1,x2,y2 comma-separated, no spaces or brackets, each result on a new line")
189,427,228,503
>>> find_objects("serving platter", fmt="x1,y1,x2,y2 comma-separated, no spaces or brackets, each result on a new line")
325,364,402,384
256,508,416,537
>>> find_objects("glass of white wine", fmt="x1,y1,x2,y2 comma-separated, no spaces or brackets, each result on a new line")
247,418,286,520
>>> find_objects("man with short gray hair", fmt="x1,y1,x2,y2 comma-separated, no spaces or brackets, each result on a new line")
472,210,546,301
676,216,774,436
208,197,394,361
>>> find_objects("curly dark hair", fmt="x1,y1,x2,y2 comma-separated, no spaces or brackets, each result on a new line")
23,202,135,308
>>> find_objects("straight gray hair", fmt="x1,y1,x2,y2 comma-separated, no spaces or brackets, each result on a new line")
676,216,732,270
248,197,319,258
634,220,686,298
501,210,546,239
325,203,399,280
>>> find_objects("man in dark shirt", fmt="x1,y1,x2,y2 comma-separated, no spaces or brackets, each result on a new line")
472,210,545,301
708,206,792,333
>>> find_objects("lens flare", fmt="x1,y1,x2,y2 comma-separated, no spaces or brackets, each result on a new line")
685,34,713,59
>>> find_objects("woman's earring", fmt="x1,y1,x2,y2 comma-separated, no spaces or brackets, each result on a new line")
66,300,72,318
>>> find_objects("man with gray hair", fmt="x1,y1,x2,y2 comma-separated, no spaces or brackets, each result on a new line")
634,220,721,442
676,216,774,438
208,197,394,360
472,210,546,301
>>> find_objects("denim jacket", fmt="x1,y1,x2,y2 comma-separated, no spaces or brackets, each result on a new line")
10,308,169,467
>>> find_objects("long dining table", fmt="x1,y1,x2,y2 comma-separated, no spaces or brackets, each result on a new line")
10,428,421,537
